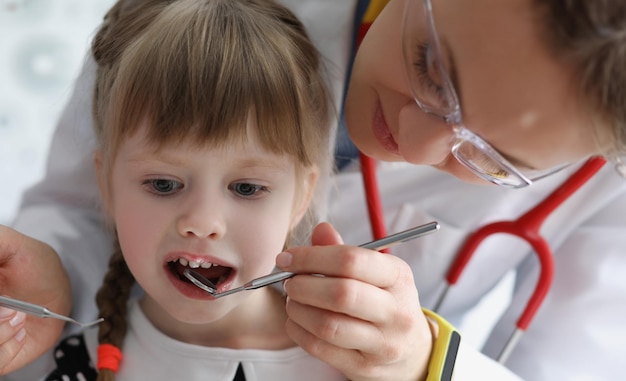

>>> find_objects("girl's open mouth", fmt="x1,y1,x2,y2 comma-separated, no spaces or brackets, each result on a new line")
168,258,232,291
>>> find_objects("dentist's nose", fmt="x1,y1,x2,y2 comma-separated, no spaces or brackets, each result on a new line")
397,102,454,165
176,192,226,239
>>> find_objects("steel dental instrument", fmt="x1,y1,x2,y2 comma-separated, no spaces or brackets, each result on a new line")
0,295,104,328
184,221,440,298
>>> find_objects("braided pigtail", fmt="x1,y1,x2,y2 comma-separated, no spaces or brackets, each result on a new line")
95,238,135,381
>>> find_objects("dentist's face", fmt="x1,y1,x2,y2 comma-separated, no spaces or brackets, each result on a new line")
346,0,605,184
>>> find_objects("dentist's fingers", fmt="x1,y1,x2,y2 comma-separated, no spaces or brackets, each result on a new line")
284,277,412,352
284,308,430,381
278,221,421,329
283,273,398,327
309,221,344,246
283,273,432,381
279,222,433,381
283,307,391,378
0,309,26,374
277,244,410,291
0,225,70,374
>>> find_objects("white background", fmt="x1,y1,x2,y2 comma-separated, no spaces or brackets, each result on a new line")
0,0,114,225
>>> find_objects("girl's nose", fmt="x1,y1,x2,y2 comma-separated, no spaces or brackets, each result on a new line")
176,193,226,239
397,102,454,166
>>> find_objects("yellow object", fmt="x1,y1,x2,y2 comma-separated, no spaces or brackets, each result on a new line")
422,308,461,381
363,0,390,23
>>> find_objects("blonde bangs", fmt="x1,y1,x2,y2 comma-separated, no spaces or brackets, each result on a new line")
99,0,329,167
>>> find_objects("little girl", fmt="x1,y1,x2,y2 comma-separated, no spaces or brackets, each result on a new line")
43,0,340,380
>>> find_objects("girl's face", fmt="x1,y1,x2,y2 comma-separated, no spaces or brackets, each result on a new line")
346,0,604,184
100,120,314,339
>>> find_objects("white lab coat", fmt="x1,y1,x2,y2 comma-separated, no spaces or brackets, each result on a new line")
9,0,622,380
328,160,626,380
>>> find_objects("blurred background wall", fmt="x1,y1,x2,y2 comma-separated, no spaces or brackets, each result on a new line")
0,0,114,225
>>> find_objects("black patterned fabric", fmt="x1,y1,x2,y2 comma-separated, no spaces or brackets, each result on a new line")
45,334,98,381
43,333,248,381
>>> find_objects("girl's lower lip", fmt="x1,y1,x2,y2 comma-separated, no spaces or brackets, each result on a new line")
372,100,400,155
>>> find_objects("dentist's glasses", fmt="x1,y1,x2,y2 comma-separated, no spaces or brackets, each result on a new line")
402,0,566,188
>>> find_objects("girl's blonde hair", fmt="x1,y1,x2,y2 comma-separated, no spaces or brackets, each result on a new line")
91,1,332,379
93,0,331,173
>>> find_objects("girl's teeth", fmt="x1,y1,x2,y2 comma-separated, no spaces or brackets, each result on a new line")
176,258,215,269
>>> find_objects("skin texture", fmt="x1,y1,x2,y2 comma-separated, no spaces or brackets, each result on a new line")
345,0,602,184
98,120,316,349
277,222,432,381
0,226,71,375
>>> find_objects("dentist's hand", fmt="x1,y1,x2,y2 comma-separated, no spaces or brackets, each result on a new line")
277,222,433,381
0,225,71,375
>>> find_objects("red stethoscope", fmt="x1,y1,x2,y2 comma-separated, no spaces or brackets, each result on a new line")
359,152,606,363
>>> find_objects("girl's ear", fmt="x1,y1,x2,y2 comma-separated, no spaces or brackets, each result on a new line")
290,166,319,230
93,150,113,217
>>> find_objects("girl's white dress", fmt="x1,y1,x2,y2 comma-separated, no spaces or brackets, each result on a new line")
44,301,345,381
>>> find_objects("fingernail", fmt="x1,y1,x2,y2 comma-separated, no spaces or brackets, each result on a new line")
0,307,14,318
9,312,25,327
15,328,26,342
276,252,293,268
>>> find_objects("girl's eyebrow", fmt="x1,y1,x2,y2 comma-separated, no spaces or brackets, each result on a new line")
127,149,292,171
231,156,293,172
126,151,188,167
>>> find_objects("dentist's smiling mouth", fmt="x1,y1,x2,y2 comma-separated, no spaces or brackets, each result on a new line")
168,258,232,290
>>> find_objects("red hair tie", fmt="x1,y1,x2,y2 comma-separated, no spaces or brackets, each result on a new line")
97,343,123,372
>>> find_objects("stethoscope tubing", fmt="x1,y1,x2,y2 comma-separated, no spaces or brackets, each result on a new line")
360,154,606,363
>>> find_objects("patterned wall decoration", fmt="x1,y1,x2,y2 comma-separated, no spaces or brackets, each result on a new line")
0,0,114,224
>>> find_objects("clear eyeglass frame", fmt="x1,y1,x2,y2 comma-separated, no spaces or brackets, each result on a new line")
402,0,566,188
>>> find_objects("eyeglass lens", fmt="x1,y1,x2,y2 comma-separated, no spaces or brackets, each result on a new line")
402,0,539,188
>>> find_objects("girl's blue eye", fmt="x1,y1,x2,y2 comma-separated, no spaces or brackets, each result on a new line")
145,179,182,195
230,182,267,198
